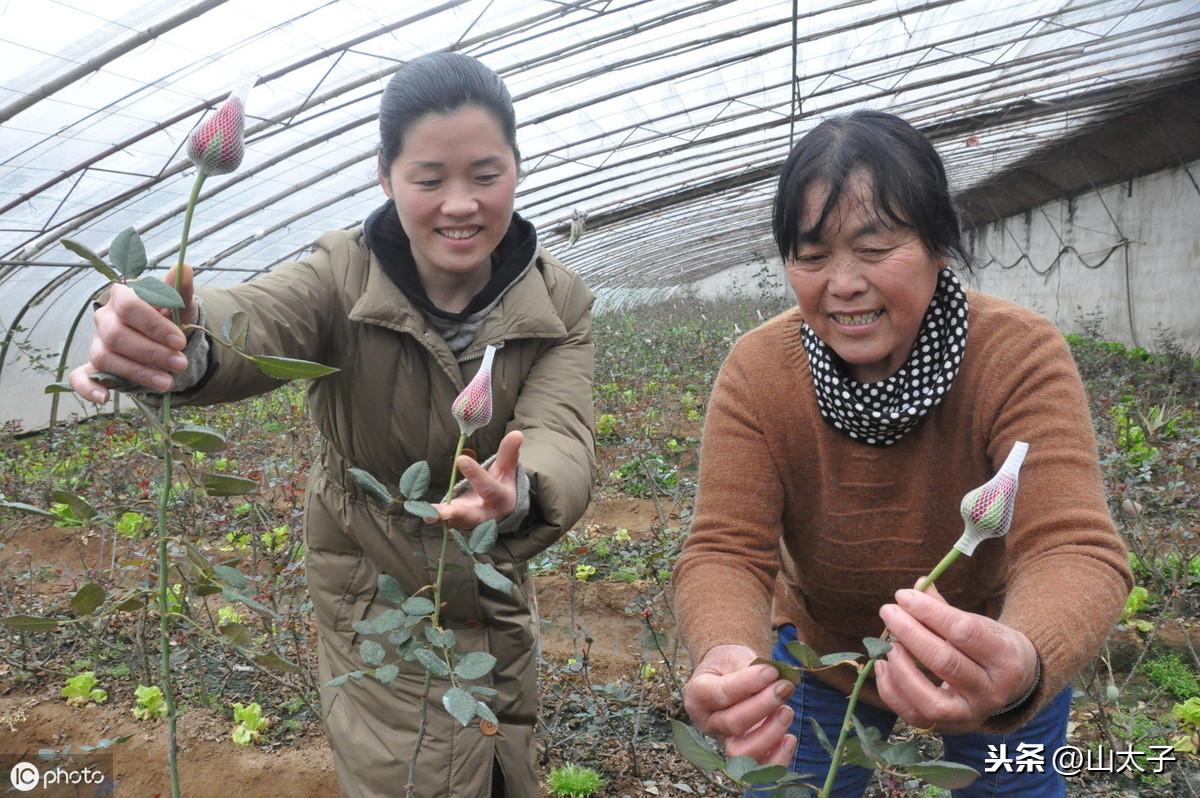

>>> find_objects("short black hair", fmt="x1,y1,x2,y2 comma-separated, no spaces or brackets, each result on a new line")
378,52,519,173
772,110,969,269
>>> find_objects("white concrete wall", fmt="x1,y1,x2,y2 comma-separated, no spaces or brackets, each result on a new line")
966,161,1200,351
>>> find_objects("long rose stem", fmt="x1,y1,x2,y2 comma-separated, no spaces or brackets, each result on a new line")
820,549,960,797
406,432,468,797
158,168,206,798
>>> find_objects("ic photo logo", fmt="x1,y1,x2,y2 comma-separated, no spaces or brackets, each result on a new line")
9,760,39,792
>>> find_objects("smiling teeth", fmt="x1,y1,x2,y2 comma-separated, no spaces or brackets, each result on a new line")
440,228,479,240
832,310,883,326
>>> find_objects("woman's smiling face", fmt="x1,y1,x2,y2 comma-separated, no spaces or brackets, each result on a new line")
379,105,518,289
786,169,944,383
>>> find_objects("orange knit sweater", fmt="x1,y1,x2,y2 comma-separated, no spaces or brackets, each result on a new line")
674,292,1132,732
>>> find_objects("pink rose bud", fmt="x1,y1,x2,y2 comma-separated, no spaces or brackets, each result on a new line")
187,78,253,175
955,441,1028,555
451,345,497,436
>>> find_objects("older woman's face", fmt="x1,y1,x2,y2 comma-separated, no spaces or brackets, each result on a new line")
785,170,943,383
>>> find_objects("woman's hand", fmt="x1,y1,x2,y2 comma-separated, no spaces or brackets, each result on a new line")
68,264,199,403
430,430,523,530
875,586,1039,734
683,644,798,766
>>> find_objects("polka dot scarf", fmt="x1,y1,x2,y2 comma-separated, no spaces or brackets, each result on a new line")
800,268,969,446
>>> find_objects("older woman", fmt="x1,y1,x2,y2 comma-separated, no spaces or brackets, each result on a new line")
674,111,1130,797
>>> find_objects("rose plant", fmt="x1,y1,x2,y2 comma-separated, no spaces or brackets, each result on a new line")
673,442,1030,796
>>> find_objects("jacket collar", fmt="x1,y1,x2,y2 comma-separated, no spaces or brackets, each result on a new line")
348,234,567,360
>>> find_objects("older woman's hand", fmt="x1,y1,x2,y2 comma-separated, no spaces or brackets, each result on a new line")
684,644,798,766
875,587,1039,734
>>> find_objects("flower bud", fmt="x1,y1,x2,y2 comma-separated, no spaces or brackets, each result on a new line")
187,79,253,175
451,345,496,437
955,441,1028,555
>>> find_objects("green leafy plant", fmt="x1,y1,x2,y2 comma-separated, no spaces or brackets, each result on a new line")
547,763,605,797
575,563,597,581
1171,697,1200,754
133,684,168,721
230,702,269,745
340,345,511,797
61,672,107,706
115,510,149,539
1121,585,1155,633
1142,654,1200,701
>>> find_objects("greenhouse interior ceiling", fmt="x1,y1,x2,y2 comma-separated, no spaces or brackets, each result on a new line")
1,0,1199,430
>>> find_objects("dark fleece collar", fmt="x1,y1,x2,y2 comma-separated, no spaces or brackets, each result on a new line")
363,200,538,322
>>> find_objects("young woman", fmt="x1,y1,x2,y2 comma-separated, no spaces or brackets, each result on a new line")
70,53,595,798
674,111,1131,797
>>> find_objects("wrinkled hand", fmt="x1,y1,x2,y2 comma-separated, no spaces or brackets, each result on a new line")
875,586,1039,734
683,644,797,767
68,263,199,403
429,430,523,531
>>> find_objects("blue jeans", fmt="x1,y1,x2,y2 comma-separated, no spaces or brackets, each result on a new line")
750,624,1070,798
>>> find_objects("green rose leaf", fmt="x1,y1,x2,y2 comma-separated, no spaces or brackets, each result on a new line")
424,626,456,650
51,490,96,523
903,761,979,789
402,596,435,617
368,609,406,635
69,583,105,616
44,382,73,394
669,719,724,772
252,651,301,673
468,520,498,554
414,647,450,677
245,354,338,380
220,586,278,619
376,574,406,605
0,500,54,518
819,651,863,667
454,651,497,681
783,640,822,669
1,614,61,632
128,276,184,309
451,529,472,556
89,372,136,391
850,715,885,762
741,764,789,785
473,562,513,595
398,461,430,500
170,425,227,453
325,674,350,688
201,473,258,496
62,238,121,282
468,685,498,698
218,622,252,646
809,717,835,755
109,227,148,279
359,639,385,666
222,311,249,350
864,636,892,659
212,564,248,589
474,701,498,725
374,664,399,684
403,500,438,521
723,755,758,781
841,736,876,769
349,468,393,504
387,628,413,647
442,686,476,727
881,740,922,767
751,657,803,684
